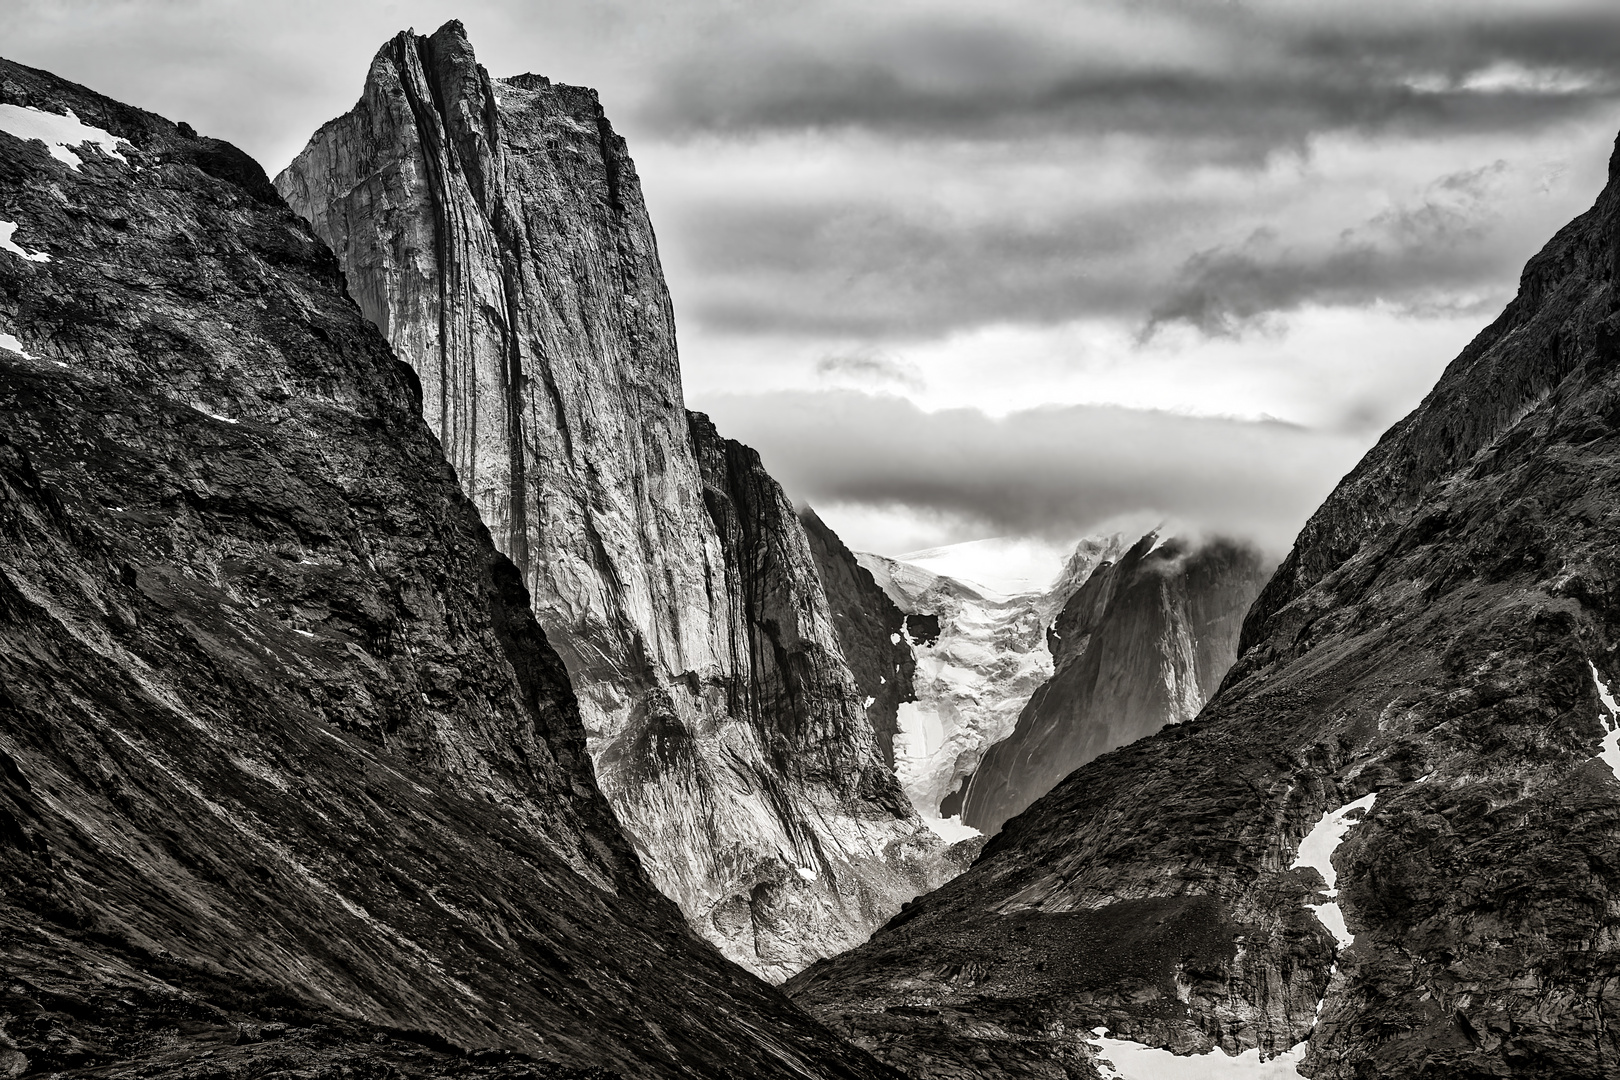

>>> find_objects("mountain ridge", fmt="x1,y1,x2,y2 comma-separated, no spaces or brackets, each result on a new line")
0,49,899,1079
786,128,1620,1080
273,20,953,981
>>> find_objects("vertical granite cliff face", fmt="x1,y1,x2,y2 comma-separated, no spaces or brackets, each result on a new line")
0,56,901,1079
799,506,918,770
787,136,1620,1080
961,534,1271,835
273,21,945,979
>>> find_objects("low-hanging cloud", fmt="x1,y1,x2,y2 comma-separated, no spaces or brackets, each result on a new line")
698,389,1373,556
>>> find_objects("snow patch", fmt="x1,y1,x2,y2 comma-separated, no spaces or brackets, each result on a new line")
1593,663,1620,781
922,814,981,844
0,221,50,262
890,632,902,645
190,404,239,424
1291,792,1377,949
1087,1029,1305,1079
795,866,817,882
895,700,945,762
0,105,130,170
863,695,876,709
0,332,31,359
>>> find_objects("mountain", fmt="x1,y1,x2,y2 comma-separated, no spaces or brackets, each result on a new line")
273,21,947,981
786,133,1620,1080
0,54,901,1079
960,534,1271,834
799,507,918,770
854,536,1128,830
854,551,1059,831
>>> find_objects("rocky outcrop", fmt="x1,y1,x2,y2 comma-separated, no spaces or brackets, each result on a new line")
800,506,917,769
961,534,1270,834
274,21,944,979
0,56,899,1079
787,135,1620,1080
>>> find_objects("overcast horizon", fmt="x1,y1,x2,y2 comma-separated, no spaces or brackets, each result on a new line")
10,0,1620,570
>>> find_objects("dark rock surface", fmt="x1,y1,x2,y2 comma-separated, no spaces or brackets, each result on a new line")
0,55,899,1079
800,506,918,769
274,21,945,979
961,534,1270,835
788,135,1620,1080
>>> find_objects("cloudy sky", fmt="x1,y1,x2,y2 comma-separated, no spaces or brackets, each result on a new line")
8,0,1620,564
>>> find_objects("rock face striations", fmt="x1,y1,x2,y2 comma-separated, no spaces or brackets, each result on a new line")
961,534,1271,835
274,21,945,979
0,56,899,1078
788,137,1620,1079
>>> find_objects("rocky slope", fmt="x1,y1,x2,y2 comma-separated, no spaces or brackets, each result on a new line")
273,21,944,980
787,134,1620,1080
800,507,918,771
961,534,1271,835
0,55,900,1079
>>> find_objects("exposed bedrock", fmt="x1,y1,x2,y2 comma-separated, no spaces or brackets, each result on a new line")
961,534,1271,835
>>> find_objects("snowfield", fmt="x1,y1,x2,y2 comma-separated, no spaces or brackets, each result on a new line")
0,104,129,170
1291,792,1378,949
1087,1029,1306,1079
1593,662,1620,781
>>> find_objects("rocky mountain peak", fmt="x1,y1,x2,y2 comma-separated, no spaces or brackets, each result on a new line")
275,21,955,980
0,52,898,1078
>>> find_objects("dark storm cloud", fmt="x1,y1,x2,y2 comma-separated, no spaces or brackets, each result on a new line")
1146,162,1526,335
700,390,1369,553
669,196,1173,336
639,5,1620,154
665,156,1564,338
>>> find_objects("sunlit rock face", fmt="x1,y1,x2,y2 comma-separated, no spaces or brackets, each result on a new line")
788,134,1620,1080
0,55,898,1079
961,534,1271,835
274,20,947,980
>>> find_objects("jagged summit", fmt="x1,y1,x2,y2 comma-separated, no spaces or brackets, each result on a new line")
275,20,956,980
961,533,1271,835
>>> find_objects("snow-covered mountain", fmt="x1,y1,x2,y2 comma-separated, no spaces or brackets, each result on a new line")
856,535,1129,837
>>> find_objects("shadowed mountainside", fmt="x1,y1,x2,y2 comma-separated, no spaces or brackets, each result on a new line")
787,132,1620,1080
961,534,1271,835
0,53,898,1080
